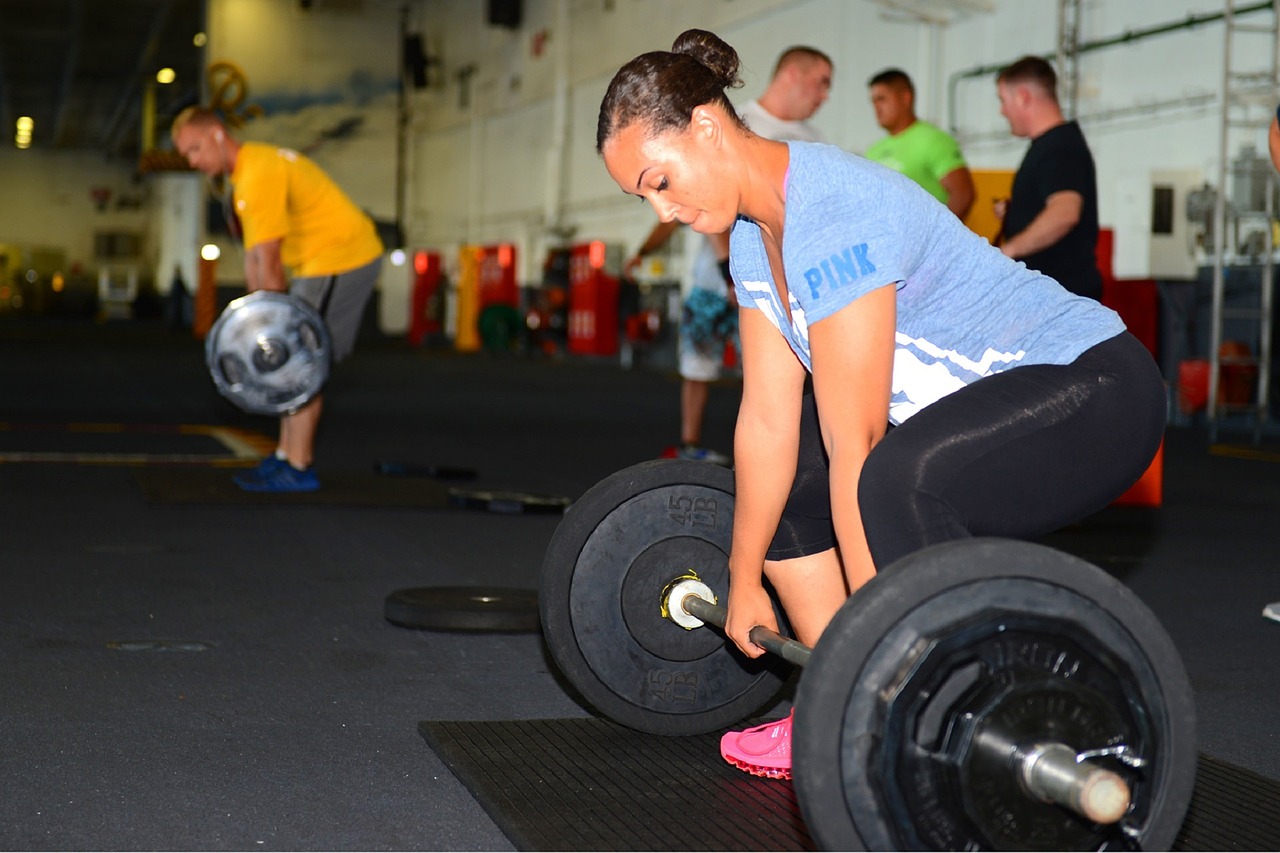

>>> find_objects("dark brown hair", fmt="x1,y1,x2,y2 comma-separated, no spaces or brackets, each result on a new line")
596,29,744,153
867,67,913,94
997,56,1058,102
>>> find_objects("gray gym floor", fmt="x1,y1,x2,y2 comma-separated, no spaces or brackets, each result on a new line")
1,314,1276,850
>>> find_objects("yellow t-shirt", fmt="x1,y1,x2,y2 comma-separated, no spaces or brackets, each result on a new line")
231,142,383,277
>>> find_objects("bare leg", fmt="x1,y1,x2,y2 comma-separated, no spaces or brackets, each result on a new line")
681,379,710,446
761,547,850,647
278,393,323,469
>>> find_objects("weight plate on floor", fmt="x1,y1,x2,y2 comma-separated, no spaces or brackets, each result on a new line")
205,291,331,415
448,488,572,515
539,459,791,736
793,538,1197,852
384,586,540,632
374,461,479,481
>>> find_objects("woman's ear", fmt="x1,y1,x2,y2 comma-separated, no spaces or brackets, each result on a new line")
690,104,723,147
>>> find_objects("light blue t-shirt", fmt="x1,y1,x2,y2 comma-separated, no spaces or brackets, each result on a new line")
731,141,1126,425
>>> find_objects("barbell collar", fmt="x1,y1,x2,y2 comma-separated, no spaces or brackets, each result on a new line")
679,592,813,668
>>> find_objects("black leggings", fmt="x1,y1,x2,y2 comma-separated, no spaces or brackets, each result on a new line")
765,331,1167,569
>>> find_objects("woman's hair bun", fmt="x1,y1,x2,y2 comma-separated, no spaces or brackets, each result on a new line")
671,29,742,90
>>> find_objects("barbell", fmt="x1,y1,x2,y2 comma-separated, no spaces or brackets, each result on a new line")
205,291,331,415
538,458,1198,851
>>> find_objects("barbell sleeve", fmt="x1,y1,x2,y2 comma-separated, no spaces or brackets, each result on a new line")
1018,742,1132,825
975,729,1133,825
681,593,813,668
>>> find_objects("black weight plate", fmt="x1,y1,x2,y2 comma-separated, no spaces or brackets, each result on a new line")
374,461,479,481
793,538,1196,852
384,586,540,632
539,459,791,736
448,487,572,515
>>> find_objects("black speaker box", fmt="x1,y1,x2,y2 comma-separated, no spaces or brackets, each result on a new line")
404,34,428,89
487,0,521,28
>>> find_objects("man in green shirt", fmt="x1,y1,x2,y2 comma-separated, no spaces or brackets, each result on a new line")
865,68,975,220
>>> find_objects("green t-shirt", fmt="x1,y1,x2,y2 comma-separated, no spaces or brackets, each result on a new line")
864,120,967,204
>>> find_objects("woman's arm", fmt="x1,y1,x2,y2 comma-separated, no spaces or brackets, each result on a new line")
808,283,896,591
724,306,807,657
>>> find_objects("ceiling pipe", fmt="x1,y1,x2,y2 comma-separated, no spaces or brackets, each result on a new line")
51,0,85,146
947,1,1276,133
101,0,176,158
0,4,12,135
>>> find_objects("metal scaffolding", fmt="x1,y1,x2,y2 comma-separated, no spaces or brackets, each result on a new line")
1209,0,1280,442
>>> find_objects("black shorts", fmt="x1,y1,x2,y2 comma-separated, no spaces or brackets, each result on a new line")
765,331,1167,569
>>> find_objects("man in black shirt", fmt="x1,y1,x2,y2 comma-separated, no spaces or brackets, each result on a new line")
995,56,1103,301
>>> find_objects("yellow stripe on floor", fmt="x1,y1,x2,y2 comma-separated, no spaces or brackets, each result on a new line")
0,422,274,466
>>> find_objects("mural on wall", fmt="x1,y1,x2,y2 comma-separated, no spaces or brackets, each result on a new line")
204,0,402,228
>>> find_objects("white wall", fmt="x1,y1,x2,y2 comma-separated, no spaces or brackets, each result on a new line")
0,1,1272,306
0,148,149,280
407,0,1278,284
205,0,401,221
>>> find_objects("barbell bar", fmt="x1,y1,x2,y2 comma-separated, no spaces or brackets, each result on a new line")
538,459,1198,849
664,576,1132,828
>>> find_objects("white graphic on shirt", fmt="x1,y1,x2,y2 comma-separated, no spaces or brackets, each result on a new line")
895,331,1027,376
743,277,1030,425
890,349,966,422
741,278,812,365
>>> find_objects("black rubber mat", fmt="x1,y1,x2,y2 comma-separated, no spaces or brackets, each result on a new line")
419,717,1280,852
419,718,812,851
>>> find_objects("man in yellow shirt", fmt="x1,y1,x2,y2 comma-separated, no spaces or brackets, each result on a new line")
173,107,383,492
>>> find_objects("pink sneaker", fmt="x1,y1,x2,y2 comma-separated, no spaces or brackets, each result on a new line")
719,711,793,779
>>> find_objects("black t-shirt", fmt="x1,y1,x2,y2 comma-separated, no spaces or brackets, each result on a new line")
1005,121,1102,300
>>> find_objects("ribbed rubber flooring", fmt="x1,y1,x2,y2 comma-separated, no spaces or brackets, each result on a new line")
420,718,1280,852
1177,754,1280,851
419,718,813,851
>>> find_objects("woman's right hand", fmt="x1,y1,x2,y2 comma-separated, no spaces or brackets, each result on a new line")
724,577,781,659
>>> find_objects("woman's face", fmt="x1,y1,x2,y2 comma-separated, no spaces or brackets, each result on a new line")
602,114,736,235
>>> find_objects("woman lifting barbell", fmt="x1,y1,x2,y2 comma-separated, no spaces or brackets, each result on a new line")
596,30,1165,779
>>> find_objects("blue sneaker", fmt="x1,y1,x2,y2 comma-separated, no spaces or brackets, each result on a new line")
255,453,286,475
234,461,320,493
676,444,731,466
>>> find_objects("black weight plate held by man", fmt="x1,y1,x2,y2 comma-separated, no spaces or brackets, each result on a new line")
793,538,1197,852
539,459,792,737
384,586,540,632
205,291,332,415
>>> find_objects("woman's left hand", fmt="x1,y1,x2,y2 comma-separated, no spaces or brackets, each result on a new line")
724,578,781,659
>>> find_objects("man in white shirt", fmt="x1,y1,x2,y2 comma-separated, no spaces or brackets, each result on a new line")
625,45,833,464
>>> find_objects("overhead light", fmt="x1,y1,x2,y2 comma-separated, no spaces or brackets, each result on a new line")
193,32,207,47
156,67,176,84
201,244,221,261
